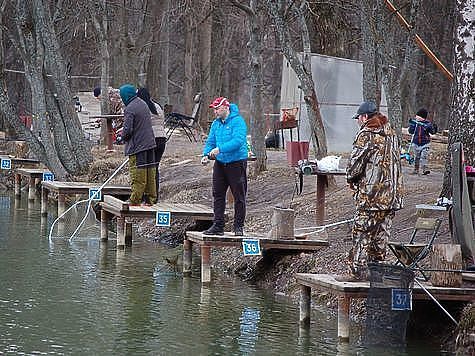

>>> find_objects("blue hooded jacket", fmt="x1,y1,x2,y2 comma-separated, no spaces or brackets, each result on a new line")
203,103,248,163
119,84,137,106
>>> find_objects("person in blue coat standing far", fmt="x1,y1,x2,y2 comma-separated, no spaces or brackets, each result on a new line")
201,97,248,236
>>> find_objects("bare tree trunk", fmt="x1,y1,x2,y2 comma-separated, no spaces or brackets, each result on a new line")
158,0,170,105
360,0,380,103
441,0,475,196
267,0,328,158
199,0,212,127
184,19,193,113
230,0,267,174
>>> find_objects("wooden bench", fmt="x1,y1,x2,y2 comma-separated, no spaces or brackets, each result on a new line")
100,195,216,248
14,168,51,201
296,273,475,342
41,181,131,217
185,231,329,284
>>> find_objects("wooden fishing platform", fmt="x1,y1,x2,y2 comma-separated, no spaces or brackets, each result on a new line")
296,273,475,341
14,168,52,201
41,181,131,217
0,156,40,169
99,195,216,248
184,231,329,284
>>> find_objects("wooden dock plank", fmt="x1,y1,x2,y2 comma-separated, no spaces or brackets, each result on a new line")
296,273,475,301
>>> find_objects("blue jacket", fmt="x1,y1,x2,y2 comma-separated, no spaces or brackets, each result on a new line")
203,103,248,163
408,118,437,146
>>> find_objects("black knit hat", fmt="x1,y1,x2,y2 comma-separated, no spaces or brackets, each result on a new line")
416,108,428,119
93,86,101,98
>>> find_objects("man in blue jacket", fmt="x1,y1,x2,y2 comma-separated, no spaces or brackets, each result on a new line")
201,97,248,236
408,108,437,175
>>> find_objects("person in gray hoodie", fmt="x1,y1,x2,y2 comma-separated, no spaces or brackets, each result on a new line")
119,84,157,206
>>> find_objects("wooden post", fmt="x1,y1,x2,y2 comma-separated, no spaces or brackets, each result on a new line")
269,206,294,239
431,244,463,287
28,177,36,201
183,239,192,276
100,209,109,242
316,174,327,225
201,245,211,284
125,222,133,246
106,118,113,150
14,173,21,197
117,216,125,248
58,193,66,217
337,296,350,342
41,187,49,216
299,285,311,326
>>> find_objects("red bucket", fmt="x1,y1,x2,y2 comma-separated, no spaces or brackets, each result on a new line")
286,141,309,167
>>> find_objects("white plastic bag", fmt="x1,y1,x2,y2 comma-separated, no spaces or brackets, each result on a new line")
317,156,341,171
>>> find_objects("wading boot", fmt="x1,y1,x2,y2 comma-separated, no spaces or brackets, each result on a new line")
202,223,224,236
422,166,430,175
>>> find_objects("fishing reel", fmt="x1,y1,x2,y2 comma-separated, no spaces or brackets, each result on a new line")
298,159,318,175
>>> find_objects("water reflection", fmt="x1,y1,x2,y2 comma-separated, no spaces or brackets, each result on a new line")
0,192,441,355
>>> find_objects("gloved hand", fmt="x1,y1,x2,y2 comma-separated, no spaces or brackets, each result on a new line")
114,135,123,144
201,156,209,165
209,147,220,158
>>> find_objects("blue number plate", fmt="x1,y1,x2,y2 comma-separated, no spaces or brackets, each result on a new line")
391,289,412,311
242,239,261,256
1,158,12,170
42,172,54,181
156,211,171,227
89,188,102,201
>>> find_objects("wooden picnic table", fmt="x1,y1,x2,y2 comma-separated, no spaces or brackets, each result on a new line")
88,114,124,150
296,273,475,341
41,181,131,217
99,195,216,248
185,231,328,284
296,168,346,225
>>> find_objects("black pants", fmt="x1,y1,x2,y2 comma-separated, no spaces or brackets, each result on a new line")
212,160,247,228
155,137,166,196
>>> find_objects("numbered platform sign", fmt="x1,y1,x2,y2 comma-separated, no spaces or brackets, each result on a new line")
391,288,412,311
89,188,102,201
242,239,261,256
42,172,54,182
1,158,12,170
156,211,171,227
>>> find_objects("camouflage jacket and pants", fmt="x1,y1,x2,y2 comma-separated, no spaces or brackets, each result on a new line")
346,115,404,278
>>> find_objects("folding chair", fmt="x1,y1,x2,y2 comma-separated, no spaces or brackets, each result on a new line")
165,93,201,142
388,217,442,280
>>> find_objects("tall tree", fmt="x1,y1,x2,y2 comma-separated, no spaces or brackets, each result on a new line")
230,0,266,173
267,0,328,158
442,0,475,195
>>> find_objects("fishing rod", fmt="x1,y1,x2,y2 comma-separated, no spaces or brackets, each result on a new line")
384,0,453,81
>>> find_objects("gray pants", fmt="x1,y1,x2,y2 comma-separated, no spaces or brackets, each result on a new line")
411,143,430,169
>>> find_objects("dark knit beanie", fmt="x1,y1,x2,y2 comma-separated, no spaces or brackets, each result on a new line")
93,86,101,98
416,108,428,119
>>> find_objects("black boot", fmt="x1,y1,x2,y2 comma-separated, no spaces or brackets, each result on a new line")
203,223,224,236
234,226,244,236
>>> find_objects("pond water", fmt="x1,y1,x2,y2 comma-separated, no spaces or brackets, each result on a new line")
0,193,443,355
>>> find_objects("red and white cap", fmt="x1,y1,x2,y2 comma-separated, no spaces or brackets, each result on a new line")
209,97,230,109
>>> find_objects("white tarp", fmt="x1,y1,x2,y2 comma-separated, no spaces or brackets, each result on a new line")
280,53,387,153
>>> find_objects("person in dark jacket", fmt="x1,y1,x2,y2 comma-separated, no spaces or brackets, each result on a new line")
119,84,157,206
408,108,437,175
137,87,166,200
201,97,248,236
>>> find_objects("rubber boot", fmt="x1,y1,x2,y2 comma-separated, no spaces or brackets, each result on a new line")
411,162,419,175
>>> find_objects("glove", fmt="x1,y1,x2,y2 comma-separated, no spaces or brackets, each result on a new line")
114,135,123,144
209,147,220,158
201,156,209,165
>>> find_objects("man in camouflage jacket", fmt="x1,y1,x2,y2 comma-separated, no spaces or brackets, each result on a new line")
337,101,403,282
